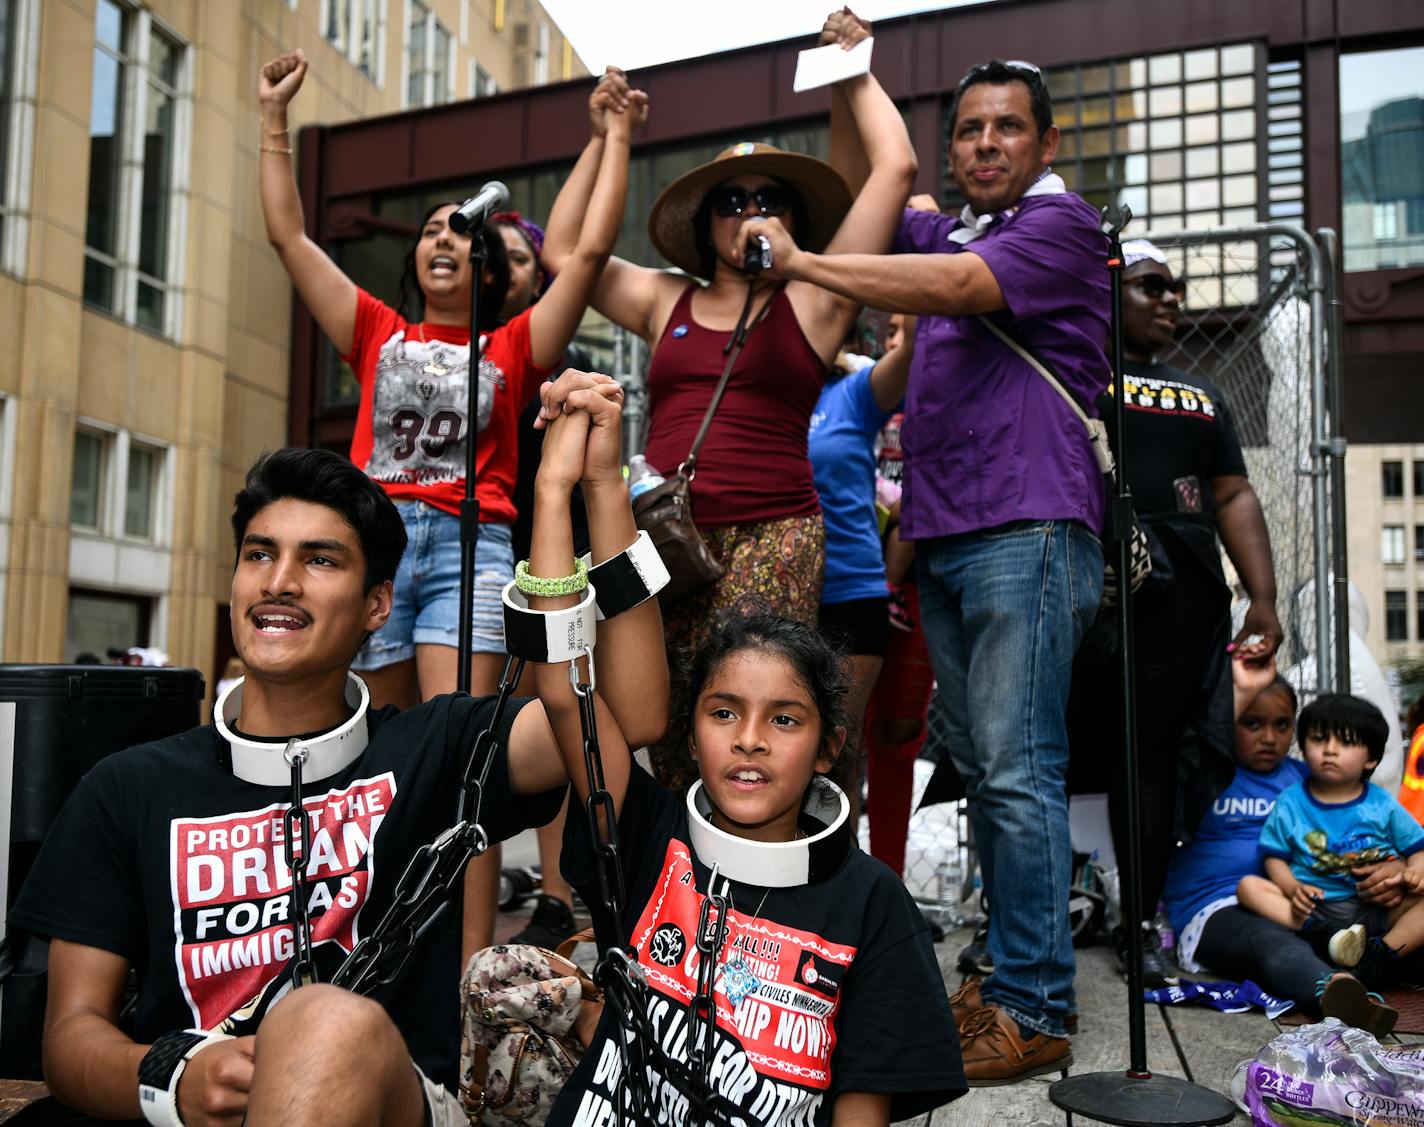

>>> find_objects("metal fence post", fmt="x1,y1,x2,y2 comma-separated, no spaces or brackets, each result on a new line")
1316,228,1352,694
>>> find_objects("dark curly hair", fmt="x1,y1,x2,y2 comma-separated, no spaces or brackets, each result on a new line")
657,611,857,799
1297,693,1390,779
396,201,512,327
231,448,407,593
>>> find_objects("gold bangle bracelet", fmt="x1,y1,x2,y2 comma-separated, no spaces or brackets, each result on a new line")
260,144,293,155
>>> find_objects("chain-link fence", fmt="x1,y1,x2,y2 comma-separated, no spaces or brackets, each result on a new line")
1147,223,1346,688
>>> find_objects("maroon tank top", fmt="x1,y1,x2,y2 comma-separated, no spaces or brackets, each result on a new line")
643,285,826,528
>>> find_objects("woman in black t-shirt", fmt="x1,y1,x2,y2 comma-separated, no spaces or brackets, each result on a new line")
1068,239,1282,988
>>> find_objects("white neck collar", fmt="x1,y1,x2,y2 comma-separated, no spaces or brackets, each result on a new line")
686,777,852,887
214,674,371,786
950,170,1066,244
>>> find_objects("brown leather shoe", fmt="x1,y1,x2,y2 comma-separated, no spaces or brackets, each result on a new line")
950,977,1078,1036
949,975,983,1028
959,1003,1073,1087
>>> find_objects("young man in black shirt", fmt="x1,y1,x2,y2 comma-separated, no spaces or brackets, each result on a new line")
10,375,661,1125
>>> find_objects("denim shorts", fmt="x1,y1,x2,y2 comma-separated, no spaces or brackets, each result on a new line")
352,501,513,670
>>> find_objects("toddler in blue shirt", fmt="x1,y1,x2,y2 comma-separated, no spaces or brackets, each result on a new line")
1238,694,1424,981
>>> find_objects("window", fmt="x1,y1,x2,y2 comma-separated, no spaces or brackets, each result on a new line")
323,0,384,84
65,588,152,662
433,20,450,103
1416,525,1424,562
1030,44,1263,304
405,0,427,105
1375,202,1400,241
1387,590,1409,642
124,443,158,537
1384,460,1405,498
1419,595,1424,646
1341,47,1424,272
0,0,26,267
70,431,106,529
405,0,452,108
1415,460,1424,497
470,60,497,98
67,426,171,643
534,22,549,86
83,2,188,335
1384,525,1407,566
69,425,168,543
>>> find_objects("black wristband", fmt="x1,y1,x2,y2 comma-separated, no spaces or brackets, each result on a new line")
501,581,597,663
585,531,669,620
138,1029,228,1126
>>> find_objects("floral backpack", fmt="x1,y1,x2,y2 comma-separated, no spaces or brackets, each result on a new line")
459,930,603,1124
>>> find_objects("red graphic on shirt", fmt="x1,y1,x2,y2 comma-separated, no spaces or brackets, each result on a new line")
628,840,855,1090
169,774,395,1029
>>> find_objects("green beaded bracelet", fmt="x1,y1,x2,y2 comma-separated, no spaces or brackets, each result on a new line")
514,557,589,598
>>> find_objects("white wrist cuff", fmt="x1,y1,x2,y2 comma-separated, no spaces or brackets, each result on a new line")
138,1029,233,1127
501,580,597,663
581,531,670,620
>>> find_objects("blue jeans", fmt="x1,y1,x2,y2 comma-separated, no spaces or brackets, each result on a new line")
352,502,513,670
917,520,1103,1037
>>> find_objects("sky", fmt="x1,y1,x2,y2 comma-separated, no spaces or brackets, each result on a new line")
541,0,987,73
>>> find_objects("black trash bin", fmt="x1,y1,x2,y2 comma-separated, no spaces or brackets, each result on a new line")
0,664,204,1079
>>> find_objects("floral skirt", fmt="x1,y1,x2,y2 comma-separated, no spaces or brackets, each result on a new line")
649,511,825,789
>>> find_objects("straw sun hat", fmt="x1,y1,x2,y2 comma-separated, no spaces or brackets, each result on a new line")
648,141,853,277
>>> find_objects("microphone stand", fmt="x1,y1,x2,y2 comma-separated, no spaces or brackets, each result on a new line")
1048,205,1235,1126
455,223,486,697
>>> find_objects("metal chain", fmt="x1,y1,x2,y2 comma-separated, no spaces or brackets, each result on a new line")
570,649,742,1127
329,654,526,995
282,739,317,988
688,870,731,1096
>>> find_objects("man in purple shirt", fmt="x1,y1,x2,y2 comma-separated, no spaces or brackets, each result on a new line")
746,56,1109,1084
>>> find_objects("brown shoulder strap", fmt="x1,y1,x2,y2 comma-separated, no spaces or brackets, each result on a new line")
555,926,596,960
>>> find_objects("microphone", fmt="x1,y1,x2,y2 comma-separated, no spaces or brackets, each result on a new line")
448,181,510,235
743,232,773,275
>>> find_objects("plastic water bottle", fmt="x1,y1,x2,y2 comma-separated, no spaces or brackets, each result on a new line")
936,855,963,928
1154,904,1176,952
626,454,665,501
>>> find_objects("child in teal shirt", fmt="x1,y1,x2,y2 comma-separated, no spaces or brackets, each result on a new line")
1238,694,1424,980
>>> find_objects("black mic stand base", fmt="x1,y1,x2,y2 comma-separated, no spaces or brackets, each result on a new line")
1049,1071,1236,1126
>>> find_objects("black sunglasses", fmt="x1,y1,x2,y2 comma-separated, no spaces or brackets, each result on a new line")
709,185,793,219
957,58,1044,91
1128,275,1187,300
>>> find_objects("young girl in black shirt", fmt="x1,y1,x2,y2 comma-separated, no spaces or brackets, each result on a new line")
521,371,964,1127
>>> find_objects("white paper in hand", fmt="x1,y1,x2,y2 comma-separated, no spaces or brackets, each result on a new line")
792,38,874,94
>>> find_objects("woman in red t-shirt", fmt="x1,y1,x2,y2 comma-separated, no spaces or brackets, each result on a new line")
258,52,640,706
542,13,912,787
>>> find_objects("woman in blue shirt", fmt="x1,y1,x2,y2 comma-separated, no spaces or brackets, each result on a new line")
809,314,914,732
